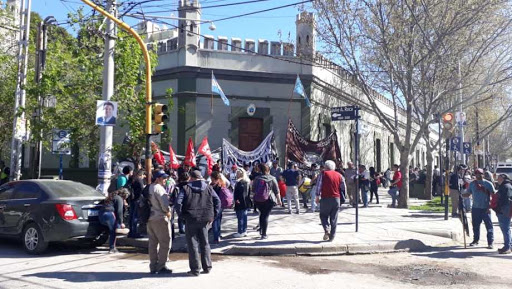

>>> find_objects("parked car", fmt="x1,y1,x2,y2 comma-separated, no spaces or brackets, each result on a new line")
0,180,107,254
495,162,512,180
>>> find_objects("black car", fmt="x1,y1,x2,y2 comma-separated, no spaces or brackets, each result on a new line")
0,180,107,254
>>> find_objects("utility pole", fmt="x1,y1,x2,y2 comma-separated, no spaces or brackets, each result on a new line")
97,0,116,195
458,61,465,166
9,0,32,181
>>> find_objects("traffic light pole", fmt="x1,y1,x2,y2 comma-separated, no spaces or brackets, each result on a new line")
80,0,153,184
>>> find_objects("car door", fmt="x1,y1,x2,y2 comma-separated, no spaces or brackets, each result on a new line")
0,184,16,235
9,182,42,235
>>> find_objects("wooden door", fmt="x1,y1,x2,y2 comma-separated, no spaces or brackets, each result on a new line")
239,118,263,151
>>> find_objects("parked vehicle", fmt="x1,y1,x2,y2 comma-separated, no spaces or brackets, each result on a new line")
495,162,512,180
0,180,107,254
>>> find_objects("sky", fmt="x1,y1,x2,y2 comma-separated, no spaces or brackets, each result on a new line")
31,0,313,44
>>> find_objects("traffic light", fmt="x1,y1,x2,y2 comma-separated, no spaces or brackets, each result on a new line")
153,103,168,134
442,112,455,131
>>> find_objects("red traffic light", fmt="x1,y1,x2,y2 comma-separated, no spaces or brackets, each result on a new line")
442,113,454,122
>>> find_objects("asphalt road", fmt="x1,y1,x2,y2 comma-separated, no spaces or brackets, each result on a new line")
0,239,511,289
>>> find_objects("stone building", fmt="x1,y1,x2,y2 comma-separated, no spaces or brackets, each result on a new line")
142,0,437,172
0,0,19,55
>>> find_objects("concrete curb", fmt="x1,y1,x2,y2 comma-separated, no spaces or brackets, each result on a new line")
117,236,437,256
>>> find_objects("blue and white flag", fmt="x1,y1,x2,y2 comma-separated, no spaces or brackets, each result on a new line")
212,72,230,106
294,75,311,107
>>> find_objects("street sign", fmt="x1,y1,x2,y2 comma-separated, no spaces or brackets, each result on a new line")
450,137,461,151
331,106,359,121
463,142,472,154
52,129,71,155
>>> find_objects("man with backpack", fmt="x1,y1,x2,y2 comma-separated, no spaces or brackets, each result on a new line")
314,160,346,242
176,170,221,276
147,170,173,275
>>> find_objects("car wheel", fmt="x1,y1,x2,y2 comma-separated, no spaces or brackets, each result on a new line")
87,231,109,248
23,223,48,254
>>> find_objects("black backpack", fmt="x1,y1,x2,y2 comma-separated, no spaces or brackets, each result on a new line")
137,185,151,223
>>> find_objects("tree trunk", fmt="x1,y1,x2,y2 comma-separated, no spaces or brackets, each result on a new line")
398,150,410,208
425,148,433,200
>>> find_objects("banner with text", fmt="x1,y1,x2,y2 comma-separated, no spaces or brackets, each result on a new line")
222,131,276,174
285,119,342,169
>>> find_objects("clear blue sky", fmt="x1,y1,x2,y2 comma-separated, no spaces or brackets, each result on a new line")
32,0,312,43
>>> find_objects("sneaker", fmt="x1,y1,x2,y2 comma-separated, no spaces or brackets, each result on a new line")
469,241,479,247
242,232,248,237
187,271,200,277
158,267,173,274
201,268,211,274
487,244,494,249
498,248,511,254
109,248,119,254
260,235,268,240
295,211,300,215
323,232,330,241
233,233,243,238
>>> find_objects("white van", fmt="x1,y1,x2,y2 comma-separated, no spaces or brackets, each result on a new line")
495,162,512,180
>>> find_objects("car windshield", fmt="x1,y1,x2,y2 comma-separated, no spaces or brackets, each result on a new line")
496,168,512,174
39,181,103,198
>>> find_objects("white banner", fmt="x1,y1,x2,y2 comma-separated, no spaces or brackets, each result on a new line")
222,131,276,174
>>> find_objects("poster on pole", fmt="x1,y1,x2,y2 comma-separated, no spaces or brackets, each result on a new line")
222,131,276,174
285,119,342,169
95,100,118,126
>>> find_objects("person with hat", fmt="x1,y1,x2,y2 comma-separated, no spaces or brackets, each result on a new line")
463,168,495,249
176,170,221,276
495,174,512,254
270,160,283,181
147,170,173,274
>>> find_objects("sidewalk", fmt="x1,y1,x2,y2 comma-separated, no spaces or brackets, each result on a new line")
118,189,467,256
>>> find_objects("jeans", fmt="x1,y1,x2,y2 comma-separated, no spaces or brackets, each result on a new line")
471,207,494,245
369,184,379,203
497,213,511,250
128,200,139,237
235,209,248,234
310,189,318,212
212,208,223,242
361,187,369,207
99,211,116,249
185,220,211,274
256,201,274,236
388,187,399,208
319,198,340,240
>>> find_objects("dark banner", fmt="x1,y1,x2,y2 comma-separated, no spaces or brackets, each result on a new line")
285,120,342,169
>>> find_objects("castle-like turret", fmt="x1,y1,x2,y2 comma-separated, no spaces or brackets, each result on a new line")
295,11,316,58
178,0,201,50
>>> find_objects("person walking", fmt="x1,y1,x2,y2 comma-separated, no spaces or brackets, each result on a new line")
252,164,282,239
387,164,402,208
494,174,512,254
369,167,380,204
210,171,227,244
449,166,463,217
344,162,357,207
314,160,346,242
233,168,252,237
176,170,221,276
270,160,283,180
99,188,130,253
282,162,302,214
463,168,495,249
308,163,320,212
359,165,370,208
147,170,173,275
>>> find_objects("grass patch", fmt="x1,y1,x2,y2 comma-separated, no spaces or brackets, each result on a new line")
409,196,451,212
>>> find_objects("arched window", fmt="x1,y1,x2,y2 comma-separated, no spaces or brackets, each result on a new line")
306,35,310,44
190,23,194,32
298,36,301,45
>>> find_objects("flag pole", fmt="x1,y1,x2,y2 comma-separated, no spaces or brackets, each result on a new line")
211,71,214,115
287,76,297,118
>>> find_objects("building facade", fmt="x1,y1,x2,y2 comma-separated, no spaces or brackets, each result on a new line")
142,0,436,172
0,0,19,55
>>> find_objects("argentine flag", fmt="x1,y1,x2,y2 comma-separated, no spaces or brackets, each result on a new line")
294,75,311,107
211,72,230,106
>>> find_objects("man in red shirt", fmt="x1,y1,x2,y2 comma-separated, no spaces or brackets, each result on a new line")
388,164,402,208
314,160,347,242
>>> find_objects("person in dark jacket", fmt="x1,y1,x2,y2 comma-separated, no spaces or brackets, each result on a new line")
233,168,252,237
176,170,221,276
496,174,512,254
99,188,130,253
210,171,227,244
128,170,145,238
369,167,380,204
252,164,282,240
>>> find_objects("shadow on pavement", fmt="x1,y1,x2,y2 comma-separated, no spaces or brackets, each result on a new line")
230,239,324,247
24,271,195,282
412,246,512,260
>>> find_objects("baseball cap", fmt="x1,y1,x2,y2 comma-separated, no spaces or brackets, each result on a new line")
231,164,238,169
153,170,169,179
475,168,484,174
191,170,203,179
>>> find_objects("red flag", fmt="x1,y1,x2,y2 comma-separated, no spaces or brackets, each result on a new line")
184,137,196,167
197,136,213,175
151,141,165,166
168,144,180,170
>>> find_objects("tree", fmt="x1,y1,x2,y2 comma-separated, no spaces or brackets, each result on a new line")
312,0,512,207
